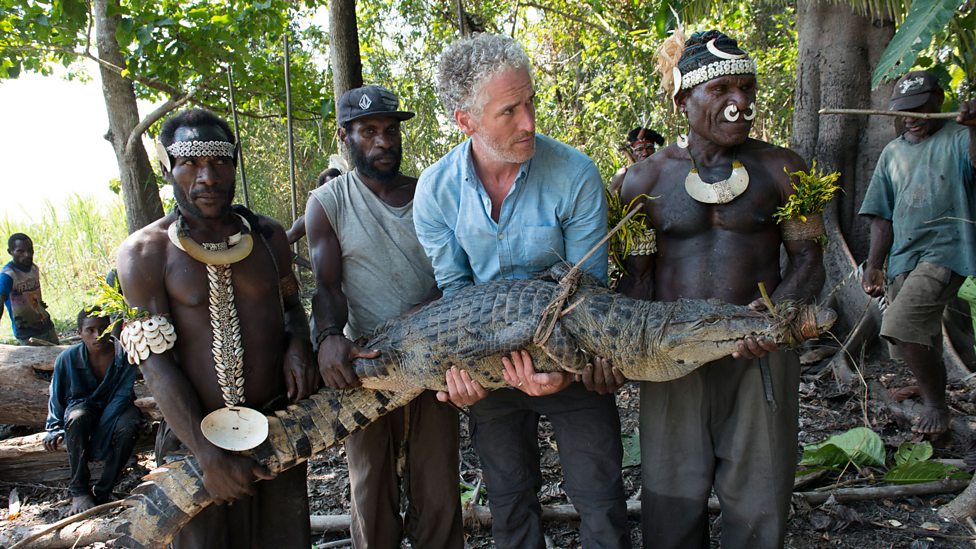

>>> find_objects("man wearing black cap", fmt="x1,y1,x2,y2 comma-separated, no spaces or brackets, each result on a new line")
620,30,824,547
860,71,976,435
306,85,463,548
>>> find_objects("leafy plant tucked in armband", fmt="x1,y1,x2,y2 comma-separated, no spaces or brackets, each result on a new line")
606,189,653,283
774,161,842,247
89,276,146,335
798,426,970,484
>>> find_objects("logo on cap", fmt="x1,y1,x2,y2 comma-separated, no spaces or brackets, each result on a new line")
359,94,372,110
899,76,925,94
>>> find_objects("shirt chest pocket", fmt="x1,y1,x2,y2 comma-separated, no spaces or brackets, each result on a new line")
522,225,565,269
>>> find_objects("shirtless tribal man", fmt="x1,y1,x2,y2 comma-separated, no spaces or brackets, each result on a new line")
117,108,318,548
620,30,825,548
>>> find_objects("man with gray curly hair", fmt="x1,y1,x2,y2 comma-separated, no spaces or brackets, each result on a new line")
414,33,631,549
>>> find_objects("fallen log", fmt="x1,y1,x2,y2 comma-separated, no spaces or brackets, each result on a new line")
0,344,66,427
0,430,156,483
6,479,964,548
0,344,157,427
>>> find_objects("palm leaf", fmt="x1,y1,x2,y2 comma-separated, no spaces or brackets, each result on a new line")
871,0,961,89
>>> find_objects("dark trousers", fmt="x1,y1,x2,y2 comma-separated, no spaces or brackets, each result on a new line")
639,352,800,549
345,390,463,549
64,402,140,500
471,382,630,549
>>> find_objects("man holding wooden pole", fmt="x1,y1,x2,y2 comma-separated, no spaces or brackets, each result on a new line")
859,70,976,435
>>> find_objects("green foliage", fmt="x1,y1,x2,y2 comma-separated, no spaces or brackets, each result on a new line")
774,161,842,223
800,427,886,468
0,1,333,157
893,440,933,466
799,428,972,485
90,276,142,327
621,432,641,469
607,190,651,274
870,0,961,89
0,195,128,342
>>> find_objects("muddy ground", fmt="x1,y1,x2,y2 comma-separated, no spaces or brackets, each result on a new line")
3,341,976,548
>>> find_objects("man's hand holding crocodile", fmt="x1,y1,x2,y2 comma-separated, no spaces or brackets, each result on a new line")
317,335,380,389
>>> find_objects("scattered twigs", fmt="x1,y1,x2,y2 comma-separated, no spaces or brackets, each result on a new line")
866,518,976,541
8,500,124,549
966,516,976,547
819,108,958,119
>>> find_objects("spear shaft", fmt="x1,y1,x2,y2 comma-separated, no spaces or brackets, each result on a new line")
819,108,958,119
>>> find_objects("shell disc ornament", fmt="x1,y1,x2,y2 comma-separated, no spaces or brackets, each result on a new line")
200,406,269,451
121,314,177,365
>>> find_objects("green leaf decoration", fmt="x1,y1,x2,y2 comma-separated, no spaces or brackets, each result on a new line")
894,441,933,466
621,433,642,469
883,461,971,484
774,160,842,223
802,427,886,468
89,275,144,327
606,190,652,274
871,0,961,89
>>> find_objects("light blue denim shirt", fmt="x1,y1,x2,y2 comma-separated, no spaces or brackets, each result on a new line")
414,133,608,295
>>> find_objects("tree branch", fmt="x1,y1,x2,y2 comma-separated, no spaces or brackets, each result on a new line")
519,2,608,33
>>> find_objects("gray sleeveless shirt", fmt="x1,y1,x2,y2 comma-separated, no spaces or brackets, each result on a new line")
310,170,436,340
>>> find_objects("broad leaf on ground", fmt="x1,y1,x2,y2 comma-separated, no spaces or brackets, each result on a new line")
802,427,886,468
883,461,971,484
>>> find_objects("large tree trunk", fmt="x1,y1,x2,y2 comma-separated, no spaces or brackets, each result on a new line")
93,0,164,233
0,344,156,427
791,1,895,351
329,0,363,103
792,1,895,263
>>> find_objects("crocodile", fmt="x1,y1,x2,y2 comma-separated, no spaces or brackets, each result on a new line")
108,264,835,548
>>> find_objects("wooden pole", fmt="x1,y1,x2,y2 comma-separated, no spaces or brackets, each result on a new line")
819,108,958,119
283,32,298,257
226,65,250,209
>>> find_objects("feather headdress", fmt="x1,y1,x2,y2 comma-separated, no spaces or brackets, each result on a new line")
655,25,687,109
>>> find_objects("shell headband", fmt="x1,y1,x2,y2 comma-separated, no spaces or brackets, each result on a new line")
656,29,756,106
154,140,236,171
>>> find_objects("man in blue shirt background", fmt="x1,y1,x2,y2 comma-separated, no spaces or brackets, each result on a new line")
1,233,59,344
414,33,630,549
44,307,140,514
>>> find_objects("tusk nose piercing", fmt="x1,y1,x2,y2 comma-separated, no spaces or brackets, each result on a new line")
723,104,740,122
743,102,757,121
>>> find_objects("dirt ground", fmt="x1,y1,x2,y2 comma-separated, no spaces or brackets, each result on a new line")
3,341,976,548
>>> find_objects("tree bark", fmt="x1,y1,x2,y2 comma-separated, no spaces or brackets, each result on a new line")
329,0,363,104
792,1,895,263
0,430,155,482
0,344,156,427
92,0,164,233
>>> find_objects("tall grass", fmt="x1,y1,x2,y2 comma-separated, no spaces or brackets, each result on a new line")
0,195,128,343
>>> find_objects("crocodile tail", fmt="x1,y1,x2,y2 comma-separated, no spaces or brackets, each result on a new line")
116,456,209,549
114,385,420,547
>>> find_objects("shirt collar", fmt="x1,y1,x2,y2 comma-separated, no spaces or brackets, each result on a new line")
460,138,533,193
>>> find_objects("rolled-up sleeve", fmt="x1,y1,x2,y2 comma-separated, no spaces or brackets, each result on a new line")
414,172,474,295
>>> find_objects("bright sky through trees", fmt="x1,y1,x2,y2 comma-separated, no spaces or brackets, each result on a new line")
0,68,121,223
